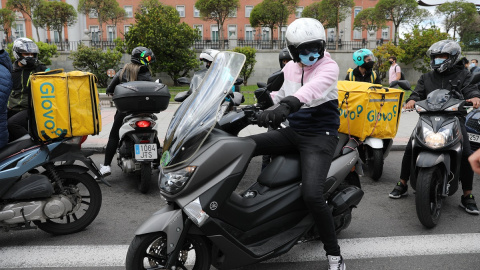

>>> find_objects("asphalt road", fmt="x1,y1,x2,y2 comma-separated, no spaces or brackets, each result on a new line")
1,152,480,270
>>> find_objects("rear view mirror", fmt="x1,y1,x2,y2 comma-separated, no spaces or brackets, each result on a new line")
396,80,411,91
234,78,244,85
254,88,274,109
176,77,190,86
266,71,284,92
174,91,190,102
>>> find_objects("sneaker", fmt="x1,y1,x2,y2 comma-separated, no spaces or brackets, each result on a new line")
328,255,345,270
460,194,480,215
99,164,111,176
389,181,408,199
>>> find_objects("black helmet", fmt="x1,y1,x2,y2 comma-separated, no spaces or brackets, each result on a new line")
131,47,155,66
279,48,292,69
13,37,39,65
426,40,461,73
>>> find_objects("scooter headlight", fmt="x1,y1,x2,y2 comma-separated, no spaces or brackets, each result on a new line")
423,123,454,149
184,197,209,226
159,166,196,194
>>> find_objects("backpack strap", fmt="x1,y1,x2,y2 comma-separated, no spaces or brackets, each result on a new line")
371,71,377,83
347,68,355,81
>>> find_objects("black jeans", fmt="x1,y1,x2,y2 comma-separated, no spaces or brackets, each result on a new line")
7,109,29,142
103,110,127,166
249,127,341,256
400,120,473,191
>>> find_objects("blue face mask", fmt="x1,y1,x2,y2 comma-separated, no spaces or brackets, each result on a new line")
470,63,476,68
434,58,446,65
299,52,320,66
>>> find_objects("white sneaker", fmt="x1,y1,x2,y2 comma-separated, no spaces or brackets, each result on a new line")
328,255,345,270
99,164,111,176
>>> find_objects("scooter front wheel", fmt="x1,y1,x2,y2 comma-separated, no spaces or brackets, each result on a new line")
364,146,383,181
126,232,211,270
415,166,445,228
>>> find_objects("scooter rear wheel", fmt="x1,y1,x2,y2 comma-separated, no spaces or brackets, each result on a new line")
126,232,211,270
138,162,151,194
415,166,444,228
364,146,383,181
35,171,102,235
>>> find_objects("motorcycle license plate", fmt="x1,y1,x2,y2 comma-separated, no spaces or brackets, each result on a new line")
134,144,158,160
468,133,480,143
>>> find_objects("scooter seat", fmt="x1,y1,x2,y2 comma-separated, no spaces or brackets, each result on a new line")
0,135,38,161
258,154,301,188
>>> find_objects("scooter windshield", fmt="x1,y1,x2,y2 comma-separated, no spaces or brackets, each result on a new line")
161,52,245,168
426,89,450,110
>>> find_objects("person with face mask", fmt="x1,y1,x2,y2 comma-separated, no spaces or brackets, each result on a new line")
249,18,345,270
7,38,47,142
470,59,479,74
389,39,480,216
345,48,381,84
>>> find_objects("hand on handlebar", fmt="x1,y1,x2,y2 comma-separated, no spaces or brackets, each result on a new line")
466,97,480,109
403,100,416,110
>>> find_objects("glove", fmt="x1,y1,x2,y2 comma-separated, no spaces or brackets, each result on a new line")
257,96,303,129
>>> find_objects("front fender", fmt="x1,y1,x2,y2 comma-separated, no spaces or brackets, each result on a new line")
416,152,450,169
364,137,384,149
134,204,184,254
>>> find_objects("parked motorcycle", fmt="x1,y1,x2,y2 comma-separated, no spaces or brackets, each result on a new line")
464,74,480,152
112,81,170,194
0,135,107,234
407,75,480,228
125,52,364,270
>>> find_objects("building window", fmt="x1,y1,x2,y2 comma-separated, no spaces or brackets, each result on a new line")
194,24,203,39
296,7,304,18
90,26,99,42
194,6,200,17
245,25,254,40
124,25,131,36
125,6,133,18
176,5,185,17
280,26,287,41
353,29,362,39
89,9,98,18
245,6,253,18
354,7,362,18
107,25,116,41
14,24,25,38
211,25,219,41
382,27,389,39
262,27,270,40
229,8,237,17
228,25,237,38
54,31,60,42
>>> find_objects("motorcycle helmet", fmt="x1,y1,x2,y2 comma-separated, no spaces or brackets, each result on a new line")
13,38,39,66
427,40,461,73
199,49,219,68
279,48,292,69
353,48,375,67
285,18,326,63
131,47,155,66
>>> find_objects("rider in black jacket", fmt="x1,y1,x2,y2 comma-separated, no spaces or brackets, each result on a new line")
389,40,480,215
99,47,155,176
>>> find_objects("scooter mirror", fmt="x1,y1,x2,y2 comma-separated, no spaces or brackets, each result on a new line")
266,70,284,92
174,90,190,102
389,80,398,88
257,82,267,88
232,92,245,106
234,77,244,86
176,77,191,86
471,73,480,85
254,87,274,109
396,80,411,90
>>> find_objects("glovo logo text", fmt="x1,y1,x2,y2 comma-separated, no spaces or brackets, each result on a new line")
39,82,64,136
339,105,398,122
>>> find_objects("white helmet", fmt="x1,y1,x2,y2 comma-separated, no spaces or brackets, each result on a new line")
199,49,220,68
285,18,326,63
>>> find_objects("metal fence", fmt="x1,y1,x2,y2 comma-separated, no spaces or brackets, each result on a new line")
237,39,284,50
193,39,229,49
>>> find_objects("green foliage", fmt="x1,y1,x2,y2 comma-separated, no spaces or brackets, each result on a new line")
69,44,123,87
398,26,450,73
0,8,16,43
113,38,126,54
7,0,43,41
232,47,256,86
435,0,478,40
6,41,58,66
195,0,239,45
460,15,480,48
250,0,297,42
372,42,405,82
375,0,419,45
125,3,200,84
353,7,385,32
34,1,77,46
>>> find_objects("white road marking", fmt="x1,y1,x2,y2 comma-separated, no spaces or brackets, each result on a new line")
1,233,480,268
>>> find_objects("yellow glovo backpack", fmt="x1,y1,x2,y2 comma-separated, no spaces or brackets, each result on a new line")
29,69,102,141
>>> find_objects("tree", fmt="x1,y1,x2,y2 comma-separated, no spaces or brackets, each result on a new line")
398,26,450,73
77,0,122,41
353,8,385,35
371,42,405,82
6,40,58,65
34,1,77,50
195,0,239,49
0,8,16,43
249,0,298,47
6,0,43,41
302,0,354,50
125,2,200,84
403,8,433,31
435,0,477,40
232,47,256,86
459,14,480,49
375,0,419,46
107,6,126,28
70,44,123,87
